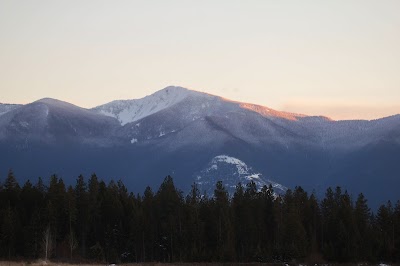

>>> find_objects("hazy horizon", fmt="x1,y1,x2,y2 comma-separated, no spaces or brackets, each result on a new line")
1,1,399,120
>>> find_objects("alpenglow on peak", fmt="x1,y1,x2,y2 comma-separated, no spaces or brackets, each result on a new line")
92,86,208,125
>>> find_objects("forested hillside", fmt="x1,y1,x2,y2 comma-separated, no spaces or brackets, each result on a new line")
0,171,399,263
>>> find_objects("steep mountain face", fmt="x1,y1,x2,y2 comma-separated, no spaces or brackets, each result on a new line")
0,86,399,208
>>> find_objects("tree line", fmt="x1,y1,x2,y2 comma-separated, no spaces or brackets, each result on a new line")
0,170,399,263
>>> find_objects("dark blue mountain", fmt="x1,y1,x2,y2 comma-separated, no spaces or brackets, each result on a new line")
0,86,399,209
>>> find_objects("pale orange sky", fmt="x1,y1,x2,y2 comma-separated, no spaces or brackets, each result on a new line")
1,1,399,120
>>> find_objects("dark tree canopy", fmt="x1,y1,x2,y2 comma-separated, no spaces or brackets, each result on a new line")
0,172,399,263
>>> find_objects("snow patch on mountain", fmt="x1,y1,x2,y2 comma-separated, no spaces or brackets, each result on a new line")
211,155,253,175
195,155,287,196
0,103,21,117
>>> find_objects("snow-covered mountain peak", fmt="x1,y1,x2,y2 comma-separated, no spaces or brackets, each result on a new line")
93,86,207,125
143,85,198,105
93,85,317,126
155,85,189,95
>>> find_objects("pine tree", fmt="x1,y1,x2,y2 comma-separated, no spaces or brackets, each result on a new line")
46,175,68,257
87,173,101,256
20,180,40,257
66,186,77,259
354,193,371,260
260,184,275,260
185,182,204,260
393,201,400,262
3,169,20,207
306,192,322,262
376,201,395,261
320,187,337,260
232,182,245,260
142,186,155,261
75,175,89,256
243,181,261,260
155,176,184,262
213,181,234,261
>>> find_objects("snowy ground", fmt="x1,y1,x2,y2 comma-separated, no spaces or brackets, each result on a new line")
0,261,392,266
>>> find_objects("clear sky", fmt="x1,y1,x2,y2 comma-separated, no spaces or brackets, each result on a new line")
1,0,399,120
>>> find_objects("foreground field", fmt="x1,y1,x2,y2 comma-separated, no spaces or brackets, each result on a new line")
0,262,395,266
0,262,326,266
0,263,290,266
0,262,287,266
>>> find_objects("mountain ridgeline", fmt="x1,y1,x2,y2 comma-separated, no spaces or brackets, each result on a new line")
0,86,399,208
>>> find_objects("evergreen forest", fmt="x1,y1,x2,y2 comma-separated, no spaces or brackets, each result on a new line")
1,170,400,263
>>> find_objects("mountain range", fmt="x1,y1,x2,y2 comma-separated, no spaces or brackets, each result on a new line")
1,86,399,208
